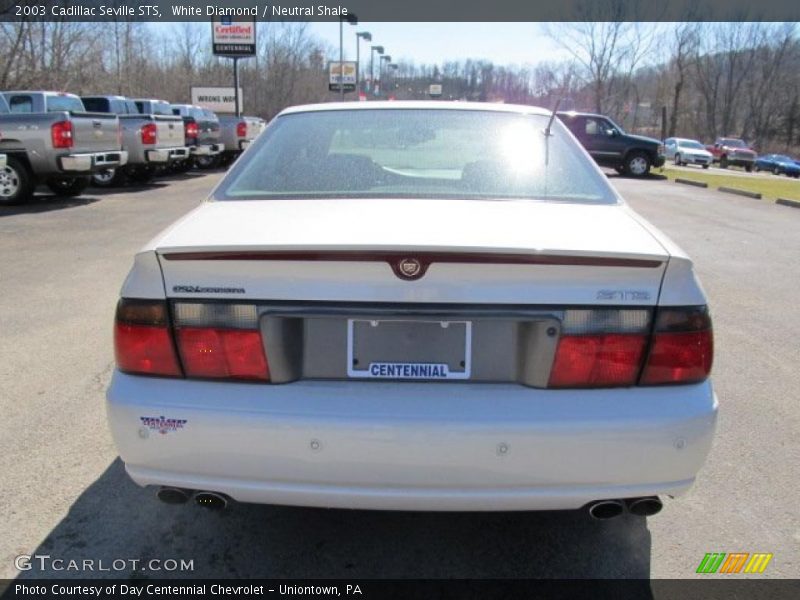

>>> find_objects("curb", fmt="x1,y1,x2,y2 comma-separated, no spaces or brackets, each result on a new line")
675,178,708,188
776,197,800,209
717,186,762,199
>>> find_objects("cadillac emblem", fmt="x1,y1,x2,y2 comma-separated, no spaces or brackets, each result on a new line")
397,258,422,279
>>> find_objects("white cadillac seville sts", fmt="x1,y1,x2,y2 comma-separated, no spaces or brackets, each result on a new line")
107,102,717,519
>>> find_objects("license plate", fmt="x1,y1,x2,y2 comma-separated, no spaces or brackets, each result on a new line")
347,319,472,380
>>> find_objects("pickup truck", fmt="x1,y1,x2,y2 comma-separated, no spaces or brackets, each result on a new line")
217,115,261,167
557,111,665,177
170,104,224,170
0,91,127,204
81,95,188,186
705,137,757,171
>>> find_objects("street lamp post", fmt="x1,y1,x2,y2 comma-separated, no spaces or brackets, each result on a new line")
338,14,358,100
356,31,372,95
379,55,391,98
370,45,384,97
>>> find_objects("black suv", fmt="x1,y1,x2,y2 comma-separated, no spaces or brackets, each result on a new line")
557,112,665,177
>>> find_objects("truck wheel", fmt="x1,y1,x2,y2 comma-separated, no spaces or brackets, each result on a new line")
46,176,90,197
719,155,729,169
92,168,126,188
127,167,155,185
0,157,34,205
702,164,710,169
745,165,753,173
173,158,194,174
772,167,781,175
195,155,221,170
624,152,651,177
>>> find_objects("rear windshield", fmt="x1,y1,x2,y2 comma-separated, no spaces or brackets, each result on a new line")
150,101,172,115
218,109,615,203
81,97,110,112
46,95,85,113
720,138,746,147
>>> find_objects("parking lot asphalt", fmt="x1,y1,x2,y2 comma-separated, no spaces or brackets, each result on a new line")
1,172,798,580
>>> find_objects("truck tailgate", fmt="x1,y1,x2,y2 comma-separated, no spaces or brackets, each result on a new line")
70,113,120,153
154,115,184,147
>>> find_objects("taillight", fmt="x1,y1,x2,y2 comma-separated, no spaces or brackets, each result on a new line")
173,303,270,381
114,299,182,377
236,121,247,137
141,122,157,145
548,309,650,388
185,122,198,140
640,306,713,385
51,120,73,149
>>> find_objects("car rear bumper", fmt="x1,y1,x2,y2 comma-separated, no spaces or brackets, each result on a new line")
60,151,128,173
726,156,755,166
146,146,191,164
107,372,718,511
683,155,712,165
190,143,224,156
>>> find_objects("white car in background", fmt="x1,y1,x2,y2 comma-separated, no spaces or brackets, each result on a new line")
664,137,713,168
107,102,717,520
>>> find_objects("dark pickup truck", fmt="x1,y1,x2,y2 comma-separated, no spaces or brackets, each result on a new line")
170,104,224,171
557,111,665,177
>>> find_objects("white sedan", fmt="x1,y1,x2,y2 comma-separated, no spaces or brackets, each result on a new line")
107,102,717,519
664,137,713,168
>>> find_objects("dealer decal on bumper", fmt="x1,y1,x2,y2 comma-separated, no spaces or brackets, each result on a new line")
140,416,187,435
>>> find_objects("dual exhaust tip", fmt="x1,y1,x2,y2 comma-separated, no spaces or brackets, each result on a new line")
156,487,228,510
587,496,663,520
156,487,661,518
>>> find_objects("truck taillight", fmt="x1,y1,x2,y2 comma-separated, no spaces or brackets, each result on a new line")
51,120,73,149
172,303,270,381
640,306,713,385
236,121,247,137
185,122,198,140
548,309,650,388
114,300,182,377
141,123,157,145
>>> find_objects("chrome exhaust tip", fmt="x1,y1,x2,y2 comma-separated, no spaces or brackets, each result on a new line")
626,496,663,517
156,487,191,505
194,491,228,511
587,499,625,520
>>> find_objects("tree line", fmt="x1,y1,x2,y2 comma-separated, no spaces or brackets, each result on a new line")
1,17,799,151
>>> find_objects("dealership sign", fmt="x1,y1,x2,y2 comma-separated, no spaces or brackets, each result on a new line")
211,17,256,57
329,61,357,92
191,87,244,114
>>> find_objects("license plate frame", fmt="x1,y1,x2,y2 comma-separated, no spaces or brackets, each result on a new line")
346,319,472,380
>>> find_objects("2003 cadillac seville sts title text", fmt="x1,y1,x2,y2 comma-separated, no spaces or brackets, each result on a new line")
107,102,717,519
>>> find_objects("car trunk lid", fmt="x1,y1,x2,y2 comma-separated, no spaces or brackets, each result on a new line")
155,199,668,306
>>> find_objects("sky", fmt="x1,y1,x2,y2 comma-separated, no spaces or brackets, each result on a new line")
306,22,574,67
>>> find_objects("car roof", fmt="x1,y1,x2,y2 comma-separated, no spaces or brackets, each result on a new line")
556,111,607,119
279,101,551,117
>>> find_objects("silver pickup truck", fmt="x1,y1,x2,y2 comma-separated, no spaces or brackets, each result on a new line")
217,115,262,167
82,95,188,186
0,91,127,204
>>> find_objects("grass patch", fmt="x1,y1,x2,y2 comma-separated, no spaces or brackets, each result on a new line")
658,166,800,202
